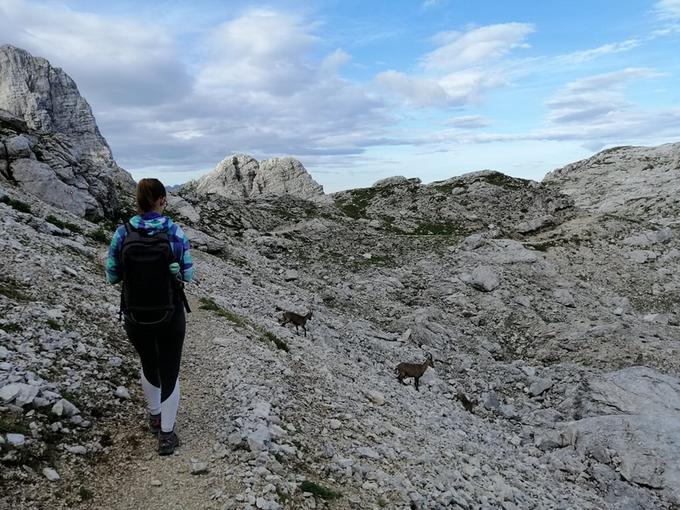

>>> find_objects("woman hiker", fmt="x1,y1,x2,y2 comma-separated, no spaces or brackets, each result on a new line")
105,178,194,455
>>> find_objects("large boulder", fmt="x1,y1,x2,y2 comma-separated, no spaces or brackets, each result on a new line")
562,367,680,505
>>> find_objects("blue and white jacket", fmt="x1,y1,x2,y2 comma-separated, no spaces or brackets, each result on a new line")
106,212,194,284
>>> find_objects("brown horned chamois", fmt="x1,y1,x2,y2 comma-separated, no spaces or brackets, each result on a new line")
279,309,313,336
395,353,434,391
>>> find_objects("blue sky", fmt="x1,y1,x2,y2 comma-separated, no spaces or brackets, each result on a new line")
1,0,679,192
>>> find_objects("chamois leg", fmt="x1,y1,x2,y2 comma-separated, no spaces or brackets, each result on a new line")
302,324,307,337
397,375,405,385
414,377,420,391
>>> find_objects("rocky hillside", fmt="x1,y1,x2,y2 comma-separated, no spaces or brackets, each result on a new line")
189,154,325,200
544,142,680,222
0,45,134,220
2,46,680,510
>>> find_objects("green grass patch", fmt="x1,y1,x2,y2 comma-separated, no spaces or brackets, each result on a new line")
0,195,32,213
0,415,31,435
412,222,461,235
88,228,111,244
430,180,467,194
0,322,22,333
260,329,289,352
299,481,341,501
46,318,62,331
45,215,82,233
334,187,384,219
478,172,530,190
0,280,30,302
199,297,247,327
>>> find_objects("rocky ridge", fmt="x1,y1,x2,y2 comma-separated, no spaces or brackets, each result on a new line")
543,142,680,223
190,154,325,201
0,45,134,219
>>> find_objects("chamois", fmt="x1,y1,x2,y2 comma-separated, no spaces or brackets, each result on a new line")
395,353,434,391
279,309,313,336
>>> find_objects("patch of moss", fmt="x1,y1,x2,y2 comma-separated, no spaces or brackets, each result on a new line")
0,280,30,302
45,215,82,233
430,180,466,193
260,329,289,352
199,297,247,327
412,222,461,235
0,415,31,435
0,195,32,213
46,318,62,331
88,228,111,244
334,186,384,219
299,481,341,501
0,322,22,333
478,172,530,190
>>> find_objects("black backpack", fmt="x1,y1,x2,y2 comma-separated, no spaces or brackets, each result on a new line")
120,223,189,326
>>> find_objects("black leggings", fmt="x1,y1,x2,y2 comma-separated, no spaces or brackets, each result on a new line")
124,309,186,402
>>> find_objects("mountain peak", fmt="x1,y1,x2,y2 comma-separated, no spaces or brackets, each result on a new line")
190,153,324,200
0,45,134,219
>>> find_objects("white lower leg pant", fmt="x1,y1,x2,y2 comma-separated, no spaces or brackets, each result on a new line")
141,370,161,415
160,379,180,433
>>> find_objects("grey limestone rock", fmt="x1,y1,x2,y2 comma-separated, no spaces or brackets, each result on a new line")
544,142,680,221
564,367,680,504
465,266,500,292
0,45,135,219
191,154,323,200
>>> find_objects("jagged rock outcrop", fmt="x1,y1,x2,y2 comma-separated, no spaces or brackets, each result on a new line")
0,45,134,219
544,142,680,223
189,154,324,200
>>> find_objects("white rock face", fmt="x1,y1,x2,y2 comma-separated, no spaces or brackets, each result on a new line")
252,157,324,198
190,154,323,200
544,142,680,221
564,368,680,504
0,45,135,218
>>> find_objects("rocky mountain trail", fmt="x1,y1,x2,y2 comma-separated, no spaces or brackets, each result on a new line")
3,44,680,509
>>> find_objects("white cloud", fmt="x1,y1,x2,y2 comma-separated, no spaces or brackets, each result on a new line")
0,1,393,178
656,0,680,20
447,115,490,128
422,23,534,72
557,39,642,65
197,9,319,97
377,23,533,108
427,68,680,148
375,71,450,107
0,0,192,106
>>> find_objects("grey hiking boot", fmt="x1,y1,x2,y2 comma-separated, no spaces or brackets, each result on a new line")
158,430,180,455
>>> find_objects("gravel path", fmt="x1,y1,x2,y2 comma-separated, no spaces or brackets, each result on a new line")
83,297,242,510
